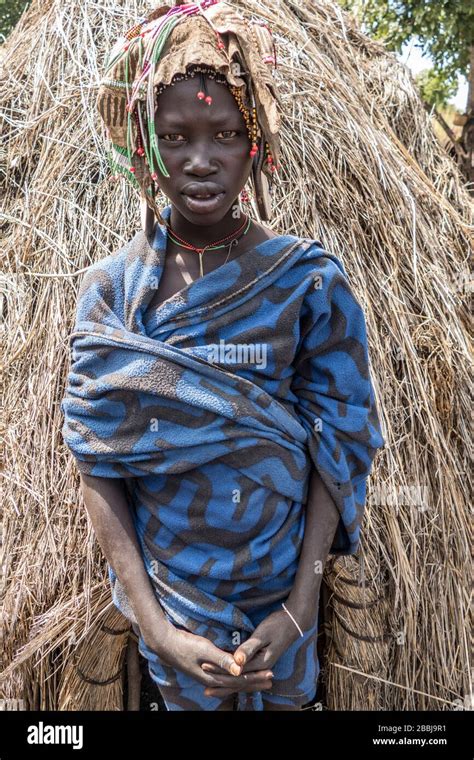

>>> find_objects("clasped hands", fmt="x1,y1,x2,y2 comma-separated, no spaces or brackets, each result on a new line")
143,604,314,699
200,608,303,698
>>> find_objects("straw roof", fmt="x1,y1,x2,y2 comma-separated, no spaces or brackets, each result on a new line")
1,0,472,711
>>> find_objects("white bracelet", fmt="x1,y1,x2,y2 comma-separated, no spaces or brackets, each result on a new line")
281,602,304,637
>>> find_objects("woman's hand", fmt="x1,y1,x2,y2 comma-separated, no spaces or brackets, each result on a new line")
142,622,274,696
200,608,302,697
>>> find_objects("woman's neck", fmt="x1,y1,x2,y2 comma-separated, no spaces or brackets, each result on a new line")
168,203,249,248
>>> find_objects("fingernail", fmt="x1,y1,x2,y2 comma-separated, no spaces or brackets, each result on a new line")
266,672,274,678
230,663,241,676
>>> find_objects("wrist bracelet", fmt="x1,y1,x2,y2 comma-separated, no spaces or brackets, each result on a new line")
281,602,304,637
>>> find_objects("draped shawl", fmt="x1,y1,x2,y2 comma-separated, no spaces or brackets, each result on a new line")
61,205,385,709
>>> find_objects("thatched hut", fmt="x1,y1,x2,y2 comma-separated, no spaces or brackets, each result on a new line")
1,0,471,711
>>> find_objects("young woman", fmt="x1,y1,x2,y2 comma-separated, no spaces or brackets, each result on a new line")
61,1,385,711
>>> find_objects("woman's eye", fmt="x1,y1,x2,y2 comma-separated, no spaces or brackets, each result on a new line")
217,130,238,139
159,131,238,142
160,134,185,142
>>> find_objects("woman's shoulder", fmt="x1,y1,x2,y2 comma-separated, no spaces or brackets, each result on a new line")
251,223,348,282
255,222,332,254
251,223,321,253
293,235,348,275
255,222,280,241
76,234,142,304
82,231,143,278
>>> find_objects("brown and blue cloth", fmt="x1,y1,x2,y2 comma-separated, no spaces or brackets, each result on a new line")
61,207,385,709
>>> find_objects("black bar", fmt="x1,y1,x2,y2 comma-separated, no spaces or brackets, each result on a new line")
0,709,470,758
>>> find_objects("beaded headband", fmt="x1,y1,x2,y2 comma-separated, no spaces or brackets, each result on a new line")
96,0,283,223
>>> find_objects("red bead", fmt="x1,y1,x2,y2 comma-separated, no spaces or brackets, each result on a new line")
218,41,225,49
124,45,129,51
205,96,212,105
151,172,158,180
197,91,205,100
137,147,145,156
129,166,135,173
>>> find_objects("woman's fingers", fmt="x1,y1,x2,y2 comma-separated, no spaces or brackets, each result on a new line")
232,635,265,667
202,669,273,692
205,668,273,687
239,653,272,671
201,650,272,674
199,641,242,676
204,679,273,697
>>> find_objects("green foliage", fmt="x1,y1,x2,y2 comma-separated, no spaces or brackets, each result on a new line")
338,0,474,109
1,0,32,41
414,68,458,110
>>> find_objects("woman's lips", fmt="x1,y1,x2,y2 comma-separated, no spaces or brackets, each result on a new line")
182,192,225,214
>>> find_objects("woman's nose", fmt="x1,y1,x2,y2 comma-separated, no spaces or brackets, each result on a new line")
184,141,218,174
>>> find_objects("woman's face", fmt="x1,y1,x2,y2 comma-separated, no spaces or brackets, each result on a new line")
153,74,254,226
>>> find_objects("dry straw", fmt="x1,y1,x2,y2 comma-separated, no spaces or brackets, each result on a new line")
1,0,472,711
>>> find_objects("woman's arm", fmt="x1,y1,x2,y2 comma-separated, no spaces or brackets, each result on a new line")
80,473,273,688
284,467,340,630
79,473,173,642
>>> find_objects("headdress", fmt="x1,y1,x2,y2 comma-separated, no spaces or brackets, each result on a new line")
96,0,283,227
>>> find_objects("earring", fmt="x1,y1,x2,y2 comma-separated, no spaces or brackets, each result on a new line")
239,186,253,212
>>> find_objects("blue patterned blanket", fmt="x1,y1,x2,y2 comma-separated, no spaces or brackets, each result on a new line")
61,205,384,708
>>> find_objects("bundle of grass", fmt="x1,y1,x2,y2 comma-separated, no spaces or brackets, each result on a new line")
1,0,471,711
0,582,129,710
57,606,131,712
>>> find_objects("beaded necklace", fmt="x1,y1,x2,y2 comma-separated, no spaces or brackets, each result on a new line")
164,213,252,277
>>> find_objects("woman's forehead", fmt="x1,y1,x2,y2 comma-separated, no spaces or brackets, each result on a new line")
155,77,242,122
